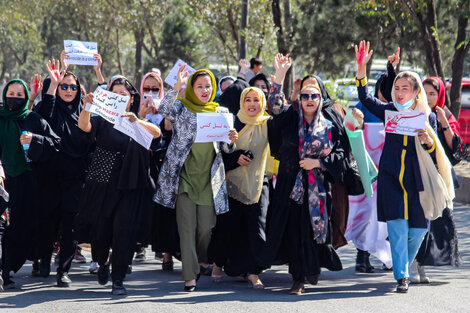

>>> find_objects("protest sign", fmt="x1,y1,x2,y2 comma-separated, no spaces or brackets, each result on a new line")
114,117,154,149
195,113,233,144
64,40,98,66
384,110,426,136
164,59,196,88
90,87,128,124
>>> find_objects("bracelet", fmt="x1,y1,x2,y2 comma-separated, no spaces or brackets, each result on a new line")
442,125,450,131
426,141,436,153
355,77,368,87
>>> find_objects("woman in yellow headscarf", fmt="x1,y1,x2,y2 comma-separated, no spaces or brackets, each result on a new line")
209,87,271,289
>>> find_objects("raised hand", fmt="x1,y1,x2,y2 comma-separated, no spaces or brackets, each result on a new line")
93,53,103,71
273,53,292,84
239,59,250,74
355,40,373,67
29,74,43,101
388,47,400,67
60,50,70,73
174,64,189,91
46,59,66,87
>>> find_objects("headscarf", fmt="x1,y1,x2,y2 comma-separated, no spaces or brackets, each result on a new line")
226,87,271,204
423,76,460,136
108,75,141,115
217,76,236,94
219,77,249,114
290,84,332,243
0,79,32,177
140,72,164,100
391,71,454,218
374,62,396,103
178,70,219,114
39,73,89,158
249,73,271,97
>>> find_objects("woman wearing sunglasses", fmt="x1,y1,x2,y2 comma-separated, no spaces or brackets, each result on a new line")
29,59,92,288
259,54,344,295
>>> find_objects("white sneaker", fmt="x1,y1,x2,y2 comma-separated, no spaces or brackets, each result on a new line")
89,262,99,274
417,264,430,284
409,261,420,283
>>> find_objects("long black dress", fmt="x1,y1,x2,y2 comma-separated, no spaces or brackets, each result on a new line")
259,106,344,281
34,76,91,273
208,118,269,277
151,119,180,257
1,112,60,279
77,116,158,281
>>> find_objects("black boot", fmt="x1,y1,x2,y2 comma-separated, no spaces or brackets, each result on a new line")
40,258,51,278
57,271,72,287
97,264,110,285
355,249,374,273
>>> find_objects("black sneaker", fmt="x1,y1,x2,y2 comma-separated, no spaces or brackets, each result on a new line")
162,261,174,272
396,278,409,293
134,247,146,262
112,280,127,295
57,271,72,287
32,260,41,277
97,264,110,285
40,259,51,278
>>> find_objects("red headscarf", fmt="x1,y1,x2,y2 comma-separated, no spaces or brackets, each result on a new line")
424,76,460,136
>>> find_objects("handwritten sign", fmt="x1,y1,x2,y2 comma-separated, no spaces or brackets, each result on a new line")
90,87,128,124
64,40,98,66
114,117,154,150
164,59,196,88
195,113,233,144
384,110,426,136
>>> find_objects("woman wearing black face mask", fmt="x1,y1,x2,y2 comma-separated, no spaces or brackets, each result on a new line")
0,79,60,289
32,59,91,287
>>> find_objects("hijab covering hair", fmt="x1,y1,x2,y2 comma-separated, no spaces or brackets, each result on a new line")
0,79,32,176
140,72,164,100
391,71,454,219
423,76,460,136
219,78,249,114
217,76,236,93
249,73,271,93
226,87,270,204
108,75,141,115
39,73,89,158
178,69,219,114
374,63,396,103
290,83,333,243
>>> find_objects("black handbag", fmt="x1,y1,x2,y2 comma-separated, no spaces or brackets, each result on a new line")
342,154,364,196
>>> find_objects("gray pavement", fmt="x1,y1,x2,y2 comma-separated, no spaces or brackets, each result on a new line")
0,204,469,313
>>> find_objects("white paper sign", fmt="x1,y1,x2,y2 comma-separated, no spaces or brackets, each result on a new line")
90,87,128,124
114,117,154,150
64,40,98,66
164,59,196,88
195,113,233,144
384,110,426,136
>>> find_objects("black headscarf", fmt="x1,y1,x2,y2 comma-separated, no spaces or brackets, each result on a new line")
249,73,271,98
374,62,396,102
36,73,89,158
219,78,249,114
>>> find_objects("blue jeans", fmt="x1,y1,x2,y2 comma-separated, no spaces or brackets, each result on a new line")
386,219,427,279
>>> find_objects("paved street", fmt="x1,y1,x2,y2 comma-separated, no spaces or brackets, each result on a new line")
0,203,468,313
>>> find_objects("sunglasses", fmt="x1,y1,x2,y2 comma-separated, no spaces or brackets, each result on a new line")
143,87,160,93
60,84,78,91
300,93,321,101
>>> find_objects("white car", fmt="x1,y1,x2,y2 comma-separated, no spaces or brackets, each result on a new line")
335,78,377,109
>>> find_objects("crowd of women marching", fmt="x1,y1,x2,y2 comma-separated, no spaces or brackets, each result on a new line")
0,40,464,296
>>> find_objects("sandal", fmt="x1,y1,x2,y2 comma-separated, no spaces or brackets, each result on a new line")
289,281,305,295
248,280,265,289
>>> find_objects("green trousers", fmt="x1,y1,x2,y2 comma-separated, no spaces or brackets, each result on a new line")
176,192,216,281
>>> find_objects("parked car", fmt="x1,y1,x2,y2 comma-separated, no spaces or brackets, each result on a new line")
335,78,377,108
446,79,470,145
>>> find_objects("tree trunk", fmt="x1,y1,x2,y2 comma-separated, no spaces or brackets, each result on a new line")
238,0,248,60
116,28,123,75
134,28,144,86
449,1,470,119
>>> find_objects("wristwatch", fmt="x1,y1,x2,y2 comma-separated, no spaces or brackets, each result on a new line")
442,126,450,131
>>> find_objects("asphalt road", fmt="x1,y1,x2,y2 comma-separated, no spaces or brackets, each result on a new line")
0,203,469,313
